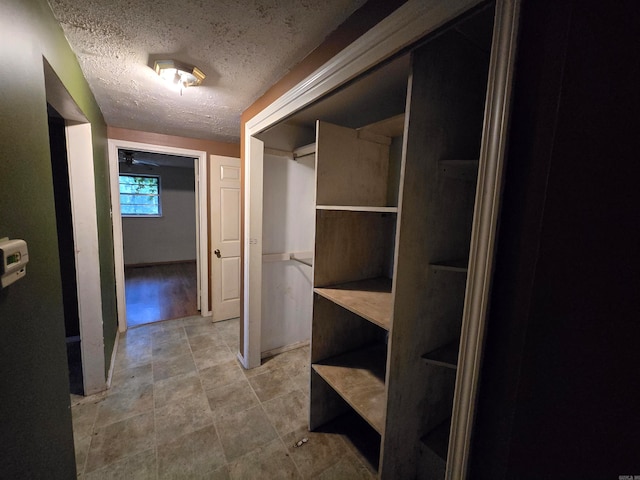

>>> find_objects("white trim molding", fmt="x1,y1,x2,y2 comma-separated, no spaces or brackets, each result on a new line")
448,1,521,478
66,123,105,395
107,139,209,333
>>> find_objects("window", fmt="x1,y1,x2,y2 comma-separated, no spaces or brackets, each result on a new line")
119,174,161,216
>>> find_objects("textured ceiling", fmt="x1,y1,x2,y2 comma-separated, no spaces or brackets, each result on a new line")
47,0,367,143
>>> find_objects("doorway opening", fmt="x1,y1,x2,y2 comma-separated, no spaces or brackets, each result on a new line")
44,59,106,395
117,149,199,327
47,104,83,394
108,140,209,332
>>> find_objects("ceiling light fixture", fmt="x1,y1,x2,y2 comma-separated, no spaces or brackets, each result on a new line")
154,59,205,94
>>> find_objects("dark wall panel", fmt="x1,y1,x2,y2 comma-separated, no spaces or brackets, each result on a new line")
0,0,113,476
471,1,640,478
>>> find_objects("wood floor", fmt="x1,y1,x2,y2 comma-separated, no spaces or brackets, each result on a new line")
124,261,198,327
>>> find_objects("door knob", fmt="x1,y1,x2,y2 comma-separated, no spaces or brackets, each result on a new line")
214,249,221,258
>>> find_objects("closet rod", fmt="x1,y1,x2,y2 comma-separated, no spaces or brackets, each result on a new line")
262,251,313,267
290,256,312,267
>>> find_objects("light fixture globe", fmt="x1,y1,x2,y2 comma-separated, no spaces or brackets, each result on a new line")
154,59,205,88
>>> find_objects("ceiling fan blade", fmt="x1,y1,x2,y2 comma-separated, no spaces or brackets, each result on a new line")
133,159,159,167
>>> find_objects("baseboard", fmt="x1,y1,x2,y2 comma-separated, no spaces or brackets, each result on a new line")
261,339,310,360
237,351,248,369
125,259,196,268
106,331,119,390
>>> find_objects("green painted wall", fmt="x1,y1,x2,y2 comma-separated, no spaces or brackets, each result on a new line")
0,0,117,476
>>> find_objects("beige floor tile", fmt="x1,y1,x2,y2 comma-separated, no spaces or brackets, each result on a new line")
110,363,154,393
73,434,91,476
155,317,189,332
228,439,301,480
84,412,155,473
248,367,297,402
72,319,366,479
241,355,282,378
84,448,156,480
118,328,152,349
281,426,348,478
184,323,218,338
152,337,191,360
200,360,245,391
152,326,186,343
213,319,239,349
290,371,311,394
205,379,259,420
153,320,185,334
207,465,231,480
154,371,203,409
157,425,226,479
153,352,196,382
180,315,208,327
188,332,228,352
94,384,154,428
215,405,278,461
193,344,236,371
261,389,309,436
155,393,213,445
278,348,311,379
224,339,239,352
312,453,376,480
115,340,153,371
212,318,238,335
71,401,99,438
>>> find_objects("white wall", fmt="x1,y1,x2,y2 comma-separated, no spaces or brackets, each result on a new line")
261,153,315,353
121,164,196,265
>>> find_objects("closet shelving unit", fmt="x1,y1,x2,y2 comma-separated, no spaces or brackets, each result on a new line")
311,116,401,441
308,4,495,478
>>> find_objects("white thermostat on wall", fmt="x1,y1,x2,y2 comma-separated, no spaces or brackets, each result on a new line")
0,238,29,288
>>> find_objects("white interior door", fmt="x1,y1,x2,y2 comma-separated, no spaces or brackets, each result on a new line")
211,155,241,321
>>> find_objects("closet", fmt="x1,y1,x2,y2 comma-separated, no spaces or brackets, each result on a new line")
255,2,507,478
260,147,315,356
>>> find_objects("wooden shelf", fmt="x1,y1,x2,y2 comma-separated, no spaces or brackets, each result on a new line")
358,113,405,138
316,205,398,213
439,159,478,181
422,340,459,369
430,260,469,273
314,277,392,330
421,418,451,461
312,343,387,434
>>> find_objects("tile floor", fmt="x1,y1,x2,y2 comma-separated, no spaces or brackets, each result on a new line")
71,316,377,479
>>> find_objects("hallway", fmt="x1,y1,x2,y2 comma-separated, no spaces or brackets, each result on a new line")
71,316,376,478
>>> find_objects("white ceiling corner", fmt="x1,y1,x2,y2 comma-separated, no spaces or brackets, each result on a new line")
47,0,368,143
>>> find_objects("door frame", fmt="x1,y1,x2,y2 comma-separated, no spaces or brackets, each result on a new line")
108,139,209,332
44,61,106,395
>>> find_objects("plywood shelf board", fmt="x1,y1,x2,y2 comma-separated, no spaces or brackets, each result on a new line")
315,121,392,207
314,277,392,330
358,113,406,138
314,210,396,287
430,260,469,272
316,205,398,213
312,343,387,434
422,340,459,369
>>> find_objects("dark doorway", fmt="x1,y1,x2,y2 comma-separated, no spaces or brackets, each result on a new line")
48,104,83,395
